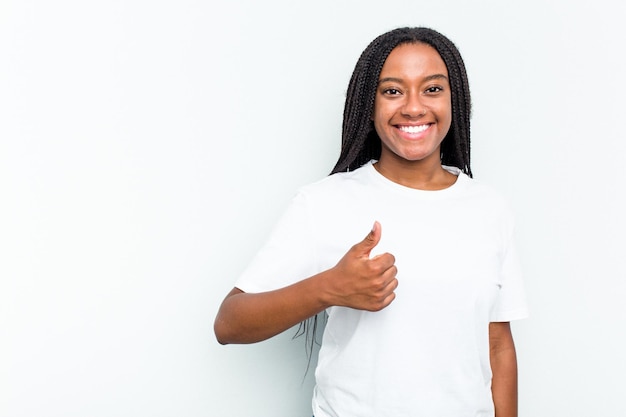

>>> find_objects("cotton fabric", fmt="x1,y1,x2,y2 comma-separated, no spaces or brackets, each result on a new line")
236,161,528,417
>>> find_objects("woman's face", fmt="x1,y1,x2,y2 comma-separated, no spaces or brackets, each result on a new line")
372,42,452,167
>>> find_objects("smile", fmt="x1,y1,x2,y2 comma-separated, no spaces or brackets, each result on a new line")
398,124,430,134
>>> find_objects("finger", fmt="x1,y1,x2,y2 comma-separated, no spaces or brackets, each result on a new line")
368,288,397,312
371,252,395,269
377,264,398,290
381,291,397,309
379,276,399,308
356,221,382,257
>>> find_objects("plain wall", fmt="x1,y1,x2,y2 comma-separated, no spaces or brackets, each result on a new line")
2,0,625,416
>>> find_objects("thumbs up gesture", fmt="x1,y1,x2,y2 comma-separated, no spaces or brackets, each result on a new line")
326,221,398,311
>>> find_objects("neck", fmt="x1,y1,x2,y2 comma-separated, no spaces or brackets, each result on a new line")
374,156,457,190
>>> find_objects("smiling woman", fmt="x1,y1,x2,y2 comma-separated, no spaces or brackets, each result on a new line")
214,27,527,417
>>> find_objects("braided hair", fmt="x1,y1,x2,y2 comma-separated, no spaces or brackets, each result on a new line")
332,27,473,177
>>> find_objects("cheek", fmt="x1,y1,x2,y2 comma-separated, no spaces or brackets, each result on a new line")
437,99,453,130
442,109,452,129
371,106,386,133
372,118,385,141
371,99,396,126
438,114,452,139
371,99,382,122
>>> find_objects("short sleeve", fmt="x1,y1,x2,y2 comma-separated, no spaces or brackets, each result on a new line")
234,191,319,293
490,231,529,322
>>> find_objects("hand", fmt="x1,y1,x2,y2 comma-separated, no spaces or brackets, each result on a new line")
327,221,398,311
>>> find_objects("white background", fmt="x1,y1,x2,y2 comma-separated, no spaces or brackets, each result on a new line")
2,0,625,416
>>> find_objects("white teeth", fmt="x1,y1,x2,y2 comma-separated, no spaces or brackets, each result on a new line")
399,124,429,134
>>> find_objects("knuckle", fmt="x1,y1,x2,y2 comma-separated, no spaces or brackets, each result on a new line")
368,302,385,312
372,277,386,289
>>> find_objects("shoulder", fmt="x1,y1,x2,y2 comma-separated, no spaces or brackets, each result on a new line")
297,162,374,198
460,173,510,205
455,172,516,221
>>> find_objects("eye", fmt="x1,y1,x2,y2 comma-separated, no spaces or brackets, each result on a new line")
425,86,444,94
382,88,402,96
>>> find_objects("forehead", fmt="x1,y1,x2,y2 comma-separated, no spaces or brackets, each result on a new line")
380,42,448,77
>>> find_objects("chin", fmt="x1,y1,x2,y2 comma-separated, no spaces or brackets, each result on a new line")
397,151,438,162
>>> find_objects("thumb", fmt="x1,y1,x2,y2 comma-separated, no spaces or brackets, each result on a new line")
357,221,382,257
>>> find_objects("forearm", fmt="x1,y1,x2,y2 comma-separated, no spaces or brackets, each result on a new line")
214,272,331,344
491,345,518,416
489,322,518,417
214,223,398,344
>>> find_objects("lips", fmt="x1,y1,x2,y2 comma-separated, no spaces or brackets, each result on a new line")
397,124,431,134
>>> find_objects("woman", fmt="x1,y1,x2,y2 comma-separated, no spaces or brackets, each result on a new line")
214,27,528,417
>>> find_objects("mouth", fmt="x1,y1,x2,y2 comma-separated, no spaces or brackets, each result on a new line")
397,124,431,134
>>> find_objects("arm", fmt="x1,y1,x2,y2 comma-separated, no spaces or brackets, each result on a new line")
489,321,518,417
214,222,398,344
214,273,332,345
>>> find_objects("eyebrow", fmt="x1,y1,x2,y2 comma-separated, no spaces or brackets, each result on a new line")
378,74,449,84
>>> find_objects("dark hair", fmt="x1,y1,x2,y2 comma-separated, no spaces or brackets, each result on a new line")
297,27,473,370
332,26,473,177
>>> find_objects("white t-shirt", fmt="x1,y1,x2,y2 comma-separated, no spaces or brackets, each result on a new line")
236,161,528,417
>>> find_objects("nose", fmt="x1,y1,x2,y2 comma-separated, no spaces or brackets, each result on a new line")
401,92,426,118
